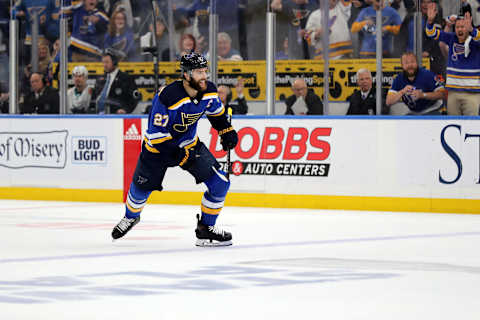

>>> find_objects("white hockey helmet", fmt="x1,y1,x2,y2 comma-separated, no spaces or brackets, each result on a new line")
72,65,88,78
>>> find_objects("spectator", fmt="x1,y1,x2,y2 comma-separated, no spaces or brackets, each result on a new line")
20,38,52,93
218,78,249,115
37,39,52,76
218,32,243,60
426,5,480,115
51,38,61,63
306,0,353,59
184,0,247,58
93,49,140,114
349,0,370,58
350,0,370,22
347,68,386,115
140,17,168,62
46,39,67,85
140,2,189,62
284,78,323,115
351,0,402,58
270,0,319,59
161,33,197,61
276,37,290,60
386,51,446,115
67,0,109,62
15,0,51,56
46,0,62,43
103,8,137,61
20,72,59,114
398,0,446,76
67,65,94,114
178,33,197,57
390,0,407,20
21,39,51,78
206,32,243,61
104,0,134,27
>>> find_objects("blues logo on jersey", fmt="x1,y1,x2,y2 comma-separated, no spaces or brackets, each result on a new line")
144,80,224,155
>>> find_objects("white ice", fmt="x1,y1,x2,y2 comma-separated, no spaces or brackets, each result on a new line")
1,200,480,320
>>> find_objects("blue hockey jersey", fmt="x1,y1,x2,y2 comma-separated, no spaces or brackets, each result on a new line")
15,0,51,44
143,80,224,156
389,67,445,112
353,6,402,56
426,23,480,92
103,27,136,60
66,1,109,55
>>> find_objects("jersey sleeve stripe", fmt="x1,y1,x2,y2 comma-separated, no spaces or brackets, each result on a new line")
202,92,218,100
168,97,190,110
70,38,102,54
425,24,440,40
145,131,172,140
144,135,172,146
96,11,110,21
205,106,225,116
71,1,83,9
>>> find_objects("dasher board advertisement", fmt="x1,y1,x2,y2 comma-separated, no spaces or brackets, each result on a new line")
158,117,480,201
0,117,123,190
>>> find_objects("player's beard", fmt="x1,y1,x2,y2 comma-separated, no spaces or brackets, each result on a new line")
189,77,207,92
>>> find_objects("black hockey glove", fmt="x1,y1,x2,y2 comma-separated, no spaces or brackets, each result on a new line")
178,146,197,169
219,126,238,151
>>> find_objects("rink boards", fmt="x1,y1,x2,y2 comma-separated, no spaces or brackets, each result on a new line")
0,115,479,213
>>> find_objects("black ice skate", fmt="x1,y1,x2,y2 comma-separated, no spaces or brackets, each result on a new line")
195,214,232,247
112,216,140,240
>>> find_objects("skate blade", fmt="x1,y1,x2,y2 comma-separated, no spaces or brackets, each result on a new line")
195,239,232,247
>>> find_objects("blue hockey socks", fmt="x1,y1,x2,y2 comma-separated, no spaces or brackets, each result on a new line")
125,182,152,219
201,167,230,226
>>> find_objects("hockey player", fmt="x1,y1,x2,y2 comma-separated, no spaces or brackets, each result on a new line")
111,53,238,246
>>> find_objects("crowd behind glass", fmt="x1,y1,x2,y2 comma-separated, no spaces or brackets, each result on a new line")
0,0,478,115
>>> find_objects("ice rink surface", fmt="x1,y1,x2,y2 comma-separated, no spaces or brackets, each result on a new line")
1,200,480,320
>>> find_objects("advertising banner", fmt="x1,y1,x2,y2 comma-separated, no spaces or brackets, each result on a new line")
58,59,429,103
1,116,478,212
123,118,142,201
152,117,479,202
0,117,123,190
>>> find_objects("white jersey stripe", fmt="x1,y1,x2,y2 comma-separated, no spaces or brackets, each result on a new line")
447,77,480,87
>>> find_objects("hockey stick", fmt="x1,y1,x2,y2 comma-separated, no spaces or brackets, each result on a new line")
226,107,233,179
